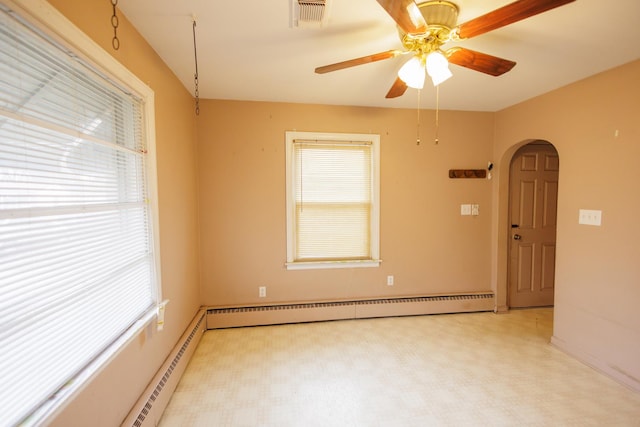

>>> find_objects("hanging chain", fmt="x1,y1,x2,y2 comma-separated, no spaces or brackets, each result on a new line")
192,19,200,115
110,0,120,50
416,89,421,145
434,85,440,145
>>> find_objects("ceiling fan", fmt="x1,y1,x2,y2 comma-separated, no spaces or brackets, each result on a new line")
315,0,576,98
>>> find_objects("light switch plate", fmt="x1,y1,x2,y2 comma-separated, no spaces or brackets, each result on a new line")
471,204,479,216
579,209,602,226
461,204,471,215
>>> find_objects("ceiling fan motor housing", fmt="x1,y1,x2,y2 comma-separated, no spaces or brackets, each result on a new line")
418,1,459,28
400,1,459,52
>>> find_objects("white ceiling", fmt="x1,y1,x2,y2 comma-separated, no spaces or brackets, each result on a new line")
118,0,640,112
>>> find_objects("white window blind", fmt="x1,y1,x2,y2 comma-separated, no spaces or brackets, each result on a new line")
285,132,380,269
0,5,159,425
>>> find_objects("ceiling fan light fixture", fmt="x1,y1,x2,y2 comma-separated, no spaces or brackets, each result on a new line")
398,55,425,89
426,50,452,86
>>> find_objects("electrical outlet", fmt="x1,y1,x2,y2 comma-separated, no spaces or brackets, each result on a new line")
471,204,479,216
387,275,394,286
259,286,266,298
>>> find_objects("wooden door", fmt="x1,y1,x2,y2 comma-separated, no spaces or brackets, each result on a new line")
508,143,559,308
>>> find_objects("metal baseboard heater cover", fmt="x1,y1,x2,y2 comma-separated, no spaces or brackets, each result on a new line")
122,309,206,427
207,293,494,329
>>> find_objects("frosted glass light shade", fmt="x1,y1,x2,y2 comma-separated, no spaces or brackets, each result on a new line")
397,56,425,89
426,51,452,86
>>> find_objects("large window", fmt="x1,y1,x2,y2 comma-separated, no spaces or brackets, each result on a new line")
0,2,160,424
285,131,380,270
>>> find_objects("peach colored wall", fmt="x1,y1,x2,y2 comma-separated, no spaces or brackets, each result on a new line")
43,1,201,425
24,4,639,423
197,101,494,306
493,60,640,391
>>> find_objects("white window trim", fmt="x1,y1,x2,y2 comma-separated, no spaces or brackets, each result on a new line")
4,0,163,424
285,131,381,270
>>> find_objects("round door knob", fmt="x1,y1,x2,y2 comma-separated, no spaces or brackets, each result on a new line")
513,234,522,240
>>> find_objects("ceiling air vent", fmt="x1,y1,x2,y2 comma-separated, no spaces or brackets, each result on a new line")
291,0,331,28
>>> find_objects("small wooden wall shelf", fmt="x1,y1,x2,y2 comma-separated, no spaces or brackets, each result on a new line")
448,169,487,179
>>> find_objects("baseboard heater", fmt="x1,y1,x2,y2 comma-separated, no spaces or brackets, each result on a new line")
121,309,206,427
206,292,494,329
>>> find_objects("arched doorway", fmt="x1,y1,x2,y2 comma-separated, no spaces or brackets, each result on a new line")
507,141,559,308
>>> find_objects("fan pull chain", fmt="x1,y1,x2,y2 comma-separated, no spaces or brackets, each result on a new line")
434,85,440,145
110,0,119,50
416,89,421,145
192,18,200,116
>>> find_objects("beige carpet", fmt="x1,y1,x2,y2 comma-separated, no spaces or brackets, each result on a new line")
159,308,640,426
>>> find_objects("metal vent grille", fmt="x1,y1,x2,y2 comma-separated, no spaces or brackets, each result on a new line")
207,293,495,330
131,313,205,427
292,0,330,28
208,293,494,315
298,0,326,22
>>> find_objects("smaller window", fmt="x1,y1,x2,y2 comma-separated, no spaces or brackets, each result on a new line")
285,131,380,270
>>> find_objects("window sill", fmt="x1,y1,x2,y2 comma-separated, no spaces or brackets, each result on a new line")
32,305,162,425
285,260,381,270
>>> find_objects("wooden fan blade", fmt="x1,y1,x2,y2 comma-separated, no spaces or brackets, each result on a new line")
385,77,408,98
447,47,516,76
376,0,427,35
315,50,402,74
457,0,575,39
